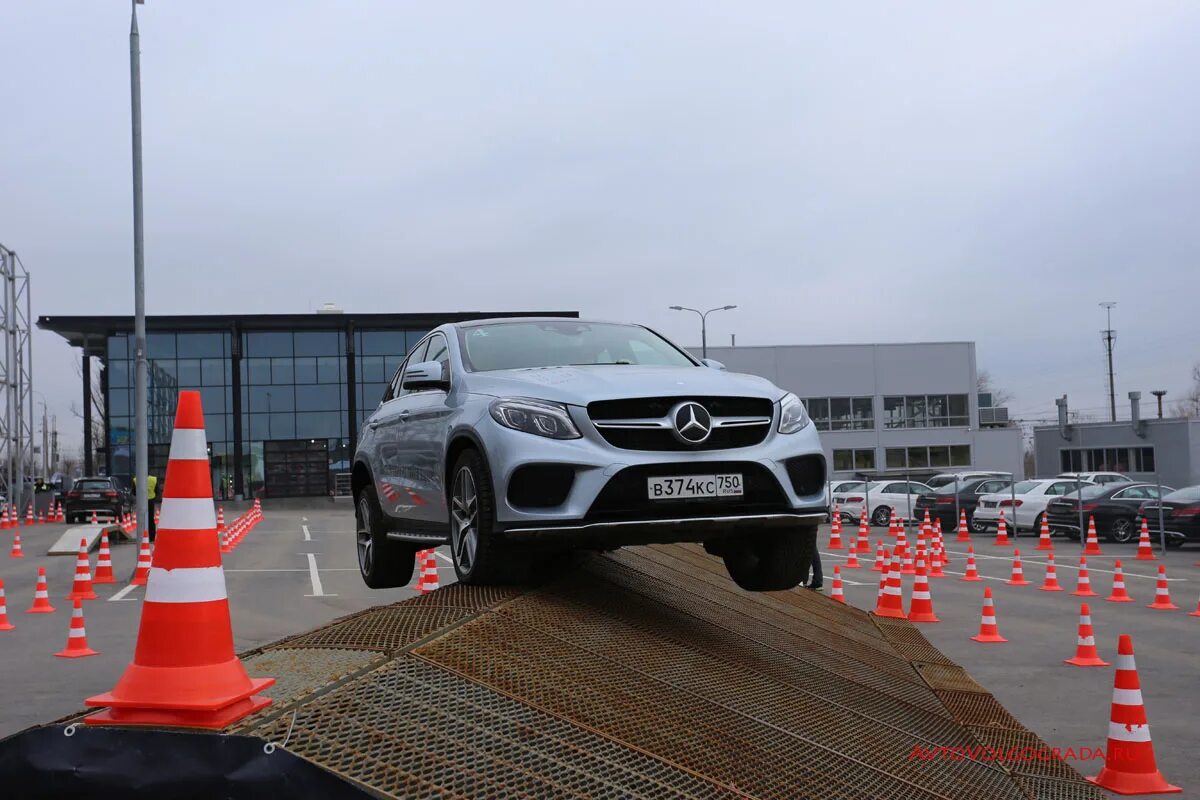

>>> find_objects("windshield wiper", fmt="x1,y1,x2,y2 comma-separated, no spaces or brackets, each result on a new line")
567,361,633,366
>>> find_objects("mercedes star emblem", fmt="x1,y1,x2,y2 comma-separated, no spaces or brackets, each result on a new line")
671,401,713,444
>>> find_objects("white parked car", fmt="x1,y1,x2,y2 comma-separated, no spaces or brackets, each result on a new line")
833,479,933,527
826,480,866,518
973,478,1095,534
1056,472,1132,486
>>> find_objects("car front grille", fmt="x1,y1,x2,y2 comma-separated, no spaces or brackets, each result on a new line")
586,462,789,522
587,396,773,452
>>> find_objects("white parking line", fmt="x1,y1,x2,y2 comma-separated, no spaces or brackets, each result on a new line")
304,553,337,597
108,583,140,602
302,524,311,542
434,550,453,566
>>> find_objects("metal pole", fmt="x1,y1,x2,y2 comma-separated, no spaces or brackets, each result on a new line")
41,402,48,477
700,312,708,360
1101,302,1117,423
10,257,22,514
3,249,12,507
1010,474,1017,535
1155,470,1165,555
954,474,960,534
131,2,149,539
904,474,912,530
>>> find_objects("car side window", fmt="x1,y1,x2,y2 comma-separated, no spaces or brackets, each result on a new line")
1048,482,1073,495
882,483,903,493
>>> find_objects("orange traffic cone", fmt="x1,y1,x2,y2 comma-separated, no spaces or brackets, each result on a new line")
90,510,98,525
961,545,981,581
970,587,1007,643
1146,564,1178,611
1040,552,1064,592
830,565,845,604
26,566,55,614
907,553,939,623
25,505,33,526
9,528,23,559
872,540,886,572
855,514,870,553
843,544,860,569
876,568,887,604
66,538,97,601
93,531,116,584
1084,516,1103,555
1106,559,1134,603
0,506,8,529
1073,556,1098,597
1188,591,1200,618
129,531,152,586
55,600,99,659
993,511,1011,546
956,508,970,542
1087,634,1181,794
1007,549,1029,586
1135,519,1156,561
0,579,14,631
1036,516,1054,551
1063,603,1108,667
873,551,905,619
928,543,946,578
888,510,899,537
900,545,915,576
828,512,843,549
419,550,440,592
86,390,274,729
216,506,226,538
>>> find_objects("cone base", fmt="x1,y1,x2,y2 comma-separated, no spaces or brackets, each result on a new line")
1147,601,1180,610
86,659,275,714
828,543,843,550
85,689,272,731
872,607,907,619
1071,590,1098,597
1135,553,1156,561
1036,544,1054,551
971,633,1007,643
1063,655,1109,667
1007,579,1030,586
55,646,99,659
992,540,1010,546
0,622,13,631
8,553,24,559
842,563,861,570
960,575,982,582
66,590,98,601
1106,595,1134,603
129,573,149,587
907,612,940,623
92,574,117,585
1084,547,1103,556
831,595,846,604
955,535,971,542
1189,609,1200,617
1039,584,1064,592
1087,770,1181,795
25,605,55,614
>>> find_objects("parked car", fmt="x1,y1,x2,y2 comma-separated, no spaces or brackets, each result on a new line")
1045,483,1175,542
63,477,131,522
972,477,1094,534
826,480,866,519
925,471,1010,489
1140,485,1200,548
913,477,1014,532
1055,471,1132,486
352,318,828,592
835,480,932,526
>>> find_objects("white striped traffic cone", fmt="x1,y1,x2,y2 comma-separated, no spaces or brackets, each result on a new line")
970,587,1007,643
960,546,981,581
1063,603,1108,667
1083,516,1103,555
1106,559,1134,603
0,579,13,630
830,565,845,604
1036,516,1054,551
1073,555,1098,597
129,531,153,586
1146,564,1178,611
1007,549,1029,586
66,538,97,601
55,599,99,658
9,528,23,559
1135,518,1156,561
1040,552,1064,591
93,531,116,584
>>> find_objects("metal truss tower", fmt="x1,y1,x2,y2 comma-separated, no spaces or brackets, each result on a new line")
0,244,34,512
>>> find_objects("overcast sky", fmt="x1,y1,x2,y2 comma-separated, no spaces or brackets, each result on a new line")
3,2,1199,452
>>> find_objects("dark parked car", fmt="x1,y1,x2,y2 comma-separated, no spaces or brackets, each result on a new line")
913,477,1013,533
63,477,131,523
1139,485,1200,548
1045,483,1174,543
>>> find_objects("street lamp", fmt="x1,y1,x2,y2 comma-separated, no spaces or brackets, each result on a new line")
130,0,149,541
668,305,737,360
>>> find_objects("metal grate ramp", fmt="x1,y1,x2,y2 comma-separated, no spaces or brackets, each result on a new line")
223,545,1104,800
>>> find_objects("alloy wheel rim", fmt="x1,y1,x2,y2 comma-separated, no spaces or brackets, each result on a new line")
1113,519,1132,542
451,467,479,573
356,496,373,575
873,508,889,526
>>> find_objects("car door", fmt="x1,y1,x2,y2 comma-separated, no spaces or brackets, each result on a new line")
1109,485,1151,518
369,341,427,522
399,333,455,526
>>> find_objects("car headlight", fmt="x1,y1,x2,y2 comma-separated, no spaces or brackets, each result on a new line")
778,393,810,434
489,398,581,440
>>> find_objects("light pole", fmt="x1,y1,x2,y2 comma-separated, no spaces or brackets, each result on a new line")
130,0,149,540
668,305,737,360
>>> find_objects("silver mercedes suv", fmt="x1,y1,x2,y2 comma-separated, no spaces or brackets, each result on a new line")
352,318,827,591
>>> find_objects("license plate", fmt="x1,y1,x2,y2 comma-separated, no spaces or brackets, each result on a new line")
980,501,994,508
83,493,100,499
647,474,743,500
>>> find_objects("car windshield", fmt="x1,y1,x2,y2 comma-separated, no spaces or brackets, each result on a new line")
1163,486,1200,503
74,480,111,491
835,482,864,492
458,321,697,371
1011,480,1041,494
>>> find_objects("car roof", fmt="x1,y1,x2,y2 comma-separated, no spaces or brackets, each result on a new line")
455,317,635,329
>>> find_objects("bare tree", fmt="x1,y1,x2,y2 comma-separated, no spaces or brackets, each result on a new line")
1170,363,1200,418
977,369,1014,407
68,355,106,455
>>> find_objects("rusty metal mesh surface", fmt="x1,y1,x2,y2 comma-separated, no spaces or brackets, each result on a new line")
209,543,1090,798
965,726,1092,782
239,647,384,706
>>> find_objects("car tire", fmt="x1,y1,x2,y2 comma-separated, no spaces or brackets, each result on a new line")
721,525,815,592
355,483,417,589
449,449,529,585
1108,517,1136,544
871,506,891,527
1164,538,1184,550
969,513,988,533
1033,512,1046,534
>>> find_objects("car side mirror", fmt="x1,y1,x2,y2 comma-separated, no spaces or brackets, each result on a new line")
402,360,449,391
702,358,726,370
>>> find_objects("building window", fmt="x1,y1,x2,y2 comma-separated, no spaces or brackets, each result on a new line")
805,396,873,431
883,394,969,428
1059,447,1153,473
832,448,875,471
886,445,971,470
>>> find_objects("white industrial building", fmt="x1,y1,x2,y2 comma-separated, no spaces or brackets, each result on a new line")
700,342,1024,480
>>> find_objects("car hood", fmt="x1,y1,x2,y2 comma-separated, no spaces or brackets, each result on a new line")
463,365,785,406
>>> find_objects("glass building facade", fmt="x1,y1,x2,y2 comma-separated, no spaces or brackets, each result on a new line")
42,312,575,499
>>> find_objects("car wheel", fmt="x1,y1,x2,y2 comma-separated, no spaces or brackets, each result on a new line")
1164,538,1184,550
1033,512,1046,533
871,506,891,527
1108,517,1135,544
969,513,988,533
721,525,815,591
449,449,529,585
355,483,416,589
